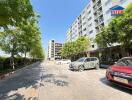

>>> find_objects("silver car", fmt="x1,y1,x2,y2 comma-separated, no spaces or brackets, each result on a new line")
69,57,99,71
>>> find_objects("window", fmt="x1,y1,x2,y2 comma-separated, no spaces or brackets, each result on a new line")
77,58,86,62
83,22,86,25
92,45,95,48
88,10,91,14
89,30,93,34
83,28,87,31
116,58,132,67
88,23,92,27
88,17,92,21
120,0,126,4
105,0,111,6
85,58,91,62
82,16,85,20
91,58,97,61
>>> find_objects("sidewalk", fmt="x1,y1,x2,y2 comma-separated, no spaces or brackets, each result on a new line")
0,61,40,80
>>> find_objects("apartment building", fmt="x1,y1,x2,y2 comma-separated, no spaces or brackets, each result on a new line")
66,0,131,51
48,40,63,60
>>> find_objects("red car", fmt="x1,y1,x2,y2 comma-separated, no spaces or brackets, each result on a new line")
106,57,132,88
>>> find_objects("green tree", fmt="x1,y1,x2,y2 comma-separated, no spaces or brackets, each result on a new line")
0,0,34,27
61,36,90,59
96,3,132,56
0,28,20,69
0,0,45,69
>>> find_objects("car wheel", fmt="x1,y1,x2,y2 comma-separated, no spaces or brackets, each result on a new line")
78,65,84,72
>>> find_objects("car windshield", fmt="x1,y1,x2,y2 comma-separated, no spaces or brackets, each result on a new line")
77,58,85,62
116,58,132,67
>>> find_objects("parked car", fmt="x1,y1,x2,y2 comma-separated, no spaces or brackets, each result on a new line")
56,59,71,65
106,57,132,88
69,57,99,71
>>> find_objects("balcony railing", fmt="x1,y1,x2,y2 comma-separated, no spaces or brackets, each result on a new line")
92,0,101,6
94,11,103,20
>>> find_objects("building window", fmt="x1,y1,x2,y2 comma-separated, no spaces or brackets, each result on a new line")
83,22,86,25
89,30,93,34
105,0,111,6
92,45,95,48
88,10,91,14
83,28,87,31
88,23,92,27
88,17,92,21
120,0,126,4
82,16,85,20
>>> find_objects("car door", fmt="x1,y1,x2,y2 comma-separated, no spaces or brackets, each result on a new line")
84,58,91,69
90,58,96,68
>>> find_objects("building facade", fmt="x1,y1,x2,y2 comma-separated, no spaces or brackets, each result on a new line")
48,40,63,60
66,0,131,51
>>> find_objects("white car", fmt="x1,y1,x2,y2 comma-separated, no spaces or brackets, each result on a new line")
56,59,71,65
69,57,99,71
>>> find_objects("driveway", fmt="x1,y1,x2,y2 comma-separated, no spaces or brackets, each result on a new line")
0,61,131,100
39,61,132,100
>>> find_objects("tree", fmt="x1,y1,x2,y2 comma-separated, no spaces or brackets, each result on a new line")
76,36,90,54
0,0,45,69
96,3,132,56
0,28,20,69
61,36,90,59
116,3,132,55
0,0,35,27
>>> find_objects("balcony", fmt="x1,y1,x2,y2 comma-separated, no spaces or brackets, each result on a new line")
94,10,103,20
95,17,104,27
92,0,101,6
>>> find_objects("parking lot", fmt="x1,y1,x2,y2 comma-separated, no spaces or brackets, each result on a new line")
39,61,132,100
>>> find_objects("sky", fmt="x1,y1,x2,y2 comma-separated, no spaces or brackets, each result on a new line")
31,0,89,55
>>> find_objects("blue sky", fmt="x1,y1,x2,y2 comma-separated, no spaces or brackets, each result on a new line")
31,0,89,55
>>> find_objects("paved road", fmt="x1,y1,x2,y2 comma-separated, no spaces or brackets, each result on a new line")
39,61,132,100
0,61,131,100
0,62,43,100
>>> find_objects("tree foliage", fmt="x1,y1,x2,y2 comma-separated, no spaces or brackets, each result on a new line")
0,0,34,27
0,0,45,69
61,36,90,58
95,3,132,54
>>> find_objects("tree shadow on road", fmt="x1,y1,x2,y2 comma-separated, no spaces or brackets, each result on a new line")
41,74,69,87
100,77,132,95
0,62,43,100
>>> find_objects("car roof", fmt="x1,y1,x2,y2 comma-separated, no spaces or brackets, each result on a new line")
121,57,132,60
80,57,98,59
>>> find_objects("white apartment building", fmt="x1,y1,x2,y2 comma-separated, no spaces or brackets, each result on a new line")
48,40,63,60
66,0,132,51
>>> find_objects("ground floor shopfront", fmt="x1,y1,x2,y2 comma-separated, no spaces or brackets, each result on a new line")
72,45,132,65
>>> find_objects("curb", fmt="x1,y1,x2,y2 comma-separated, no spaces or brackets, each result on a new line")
0,71,14,80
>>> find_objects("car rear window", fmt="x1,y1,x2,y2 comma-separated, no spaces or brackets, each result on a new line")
116,58,132,67
91,58,97,61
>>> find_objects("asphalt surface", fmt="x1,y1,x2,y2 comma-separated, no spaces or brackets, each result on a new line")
0,61,131,100
0,62,43,100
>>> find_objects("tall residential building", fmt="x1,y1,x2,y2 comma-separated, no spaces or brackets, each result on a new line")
48,40,63,60
66,0,131,51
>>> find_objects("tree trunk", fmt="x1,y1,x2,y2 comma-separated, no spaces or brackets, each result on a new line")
25,51,27,58
11,51,15,70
